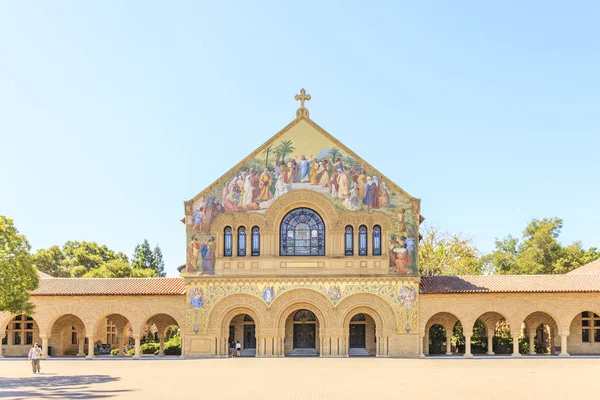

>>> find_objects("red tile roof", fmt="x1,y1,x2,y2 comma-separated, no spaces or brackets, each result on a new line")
567,259,600,276
420,275,600,294
31,278,186,296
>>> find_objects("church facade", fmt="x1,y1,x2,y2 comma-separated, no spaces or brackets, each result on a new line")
1,91,600,359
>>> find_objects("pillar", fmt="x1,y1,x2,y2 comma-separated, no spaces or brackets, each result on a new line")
40,335,49,359
383,336,388,356
486,329,495,355
180,333,185,359
446,333,453,355
132,335,141,360
423,333,429,356
117,332,125,356
512,333,521,357
77,334,85,357
559,332,570,357
86,335,94,359
158,334,165,357
419,334,425,358
464,333,473,358
528,332,536,355
0,333,3,358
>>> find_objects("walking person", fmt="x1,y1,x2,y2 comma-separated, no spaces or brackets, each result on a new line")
235,341,241,357
28,343,42,374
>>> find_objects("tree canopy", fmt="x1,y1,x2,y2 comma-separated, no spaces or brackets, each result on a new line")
34,240,164,278
490,217,599,275
131,239,166,277
0,216,38,314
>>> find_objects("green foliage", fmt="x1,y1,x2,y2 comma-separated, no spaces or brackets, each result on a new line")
491,217,600,275
127,348,135,356
140,342,159,354
132,239,165,277
0,216,39,314
34,246,69,277
419,225,489,276
110,348,120,356
327,148,342,163
83,260,132,278
163,335,181,355
274,140,295,164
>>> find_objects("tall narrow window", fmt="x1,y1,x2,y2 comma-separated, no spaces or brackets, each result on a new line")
359,225,368,256
345,226,354,256
224,227,232,257
238,227,246,257
251,226,260,256
373,225,382,256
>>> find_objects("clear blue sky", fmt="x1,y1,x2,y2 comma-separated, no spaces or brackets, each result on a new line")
1,1,599,277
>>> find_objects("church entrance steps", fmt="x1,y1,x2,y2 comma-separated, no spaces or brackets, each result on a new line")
240,348,256,357
348,348,372,357
288,348,319,357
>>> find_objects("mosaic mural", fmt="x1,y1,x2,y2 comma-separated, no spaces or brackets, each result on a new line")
185,119,419,275
186,280,419,335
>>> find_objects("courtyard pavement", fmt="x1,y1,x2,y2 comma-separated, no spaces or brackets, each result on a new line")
0,357,596,399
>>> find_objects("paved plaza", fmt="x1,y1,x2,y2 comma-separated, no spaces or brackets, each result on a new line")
0,357,597,399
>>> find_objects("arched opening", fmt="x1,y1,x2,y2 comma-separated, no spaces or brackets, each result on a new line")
472,312,513,356
568,311,600,355
285,309,320,357
49,314,87,357
423,312,461,356
522,311,559,356
140,313,182,357
348,313,376,357
227,314,257,357
93,313,133,358
279,208,325,256
1,314,41,357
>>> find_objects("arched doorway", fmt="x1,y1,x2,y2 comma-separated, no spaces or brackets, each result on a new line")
473,312,511,355
427,324,448,355
287,309,319,356
49,314,87,357
348,313,376,357
524,311,559,356
228,314,257,357
141,313,181,357
423,312,461,356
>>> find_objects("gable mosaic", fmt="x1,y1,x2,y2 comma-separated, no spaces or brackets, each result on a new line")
184,90,420,276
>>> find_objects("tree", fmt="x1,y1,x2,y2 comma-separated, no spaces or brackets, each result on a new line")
418,225,489,276
34,245,69,277
490,217,600,275
0,216,39,314
328,148,342,164
274,140,295,165
131,239,164,277
261,144,272,168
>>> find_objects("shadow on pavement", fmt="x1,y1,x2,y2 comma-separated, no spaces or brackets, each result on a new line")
0,375,128,399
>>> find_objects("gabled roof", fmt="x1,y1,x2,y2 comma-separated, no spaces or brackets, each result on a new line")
187,115,419,205
31,277,186,296
567,258,600,276
420,275,600,294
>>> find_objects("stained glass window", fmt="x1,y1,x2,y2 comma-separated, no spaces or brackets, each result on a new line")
293,309,316,322
373,225,382,256
280,208,325,256
251,226,260,256
359,225,368,256
238,227,246,257
224,227,232,257
345,226,354,256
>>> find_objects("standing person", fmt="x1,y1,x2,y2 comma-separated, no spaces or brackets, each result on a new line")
28,343,42,374
229,341,235,357
236,341,241,357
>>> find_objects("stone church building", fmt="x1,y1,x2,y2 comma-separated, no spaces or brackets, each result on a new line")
2,91,600,359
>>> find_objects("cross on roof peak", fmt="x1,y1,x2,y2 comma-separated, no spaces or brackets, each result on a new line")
295,88,311,119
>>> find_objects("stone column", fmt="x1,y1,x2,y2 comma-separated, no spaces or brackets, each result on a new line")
446,333,453,355
559,332,570,357
422,333,429,356
86,335,94,359
77,335,85,357
383,336,388,356
158,334,165,357
117,333,125,356
132,335,141,360
418,334,425,358
486,329,495,355
464,333,473,358
528,332,536,355
512,333,521,357
0,332,4,358
40,335,49,359
180,333,185,359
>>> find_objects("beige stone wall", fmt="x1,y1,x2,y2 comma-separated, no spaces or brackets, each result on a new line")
0,294,185,357
420,292,600,355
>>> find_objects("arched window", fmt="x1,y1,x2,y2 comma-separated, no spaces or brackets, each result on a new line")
359,225,368,256
280,208,325,256
251,226,260,256
238,227,246,257
293,309,317,322
345,226,354,256
224,227,232,257
373,225,382,256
